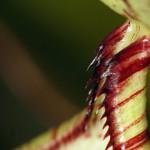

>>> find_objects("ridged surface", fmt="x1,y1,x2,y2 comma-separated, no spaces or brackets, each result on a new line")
16,20,150,150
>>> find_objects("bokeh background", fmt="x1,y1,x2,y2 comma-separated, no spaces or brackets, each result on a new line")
0,0,123,149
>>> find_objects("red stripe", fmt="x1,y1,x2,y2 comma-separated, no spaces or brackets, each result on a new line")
47,25,150,150
113,57,150,83
115,130,149,149
104,87,145,135
112,36,150,63
108,87,145,113
113,113,145,138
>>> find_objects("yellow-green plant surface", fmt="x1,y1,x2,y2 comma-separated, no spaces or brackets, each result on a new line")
16,1,150,150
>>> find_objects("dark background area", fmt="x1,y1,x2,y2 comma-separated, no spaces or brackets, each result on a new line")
0,0,123,149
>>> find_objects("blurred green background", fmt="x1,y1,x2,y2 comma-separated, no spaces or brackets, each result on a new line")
0,0,124,149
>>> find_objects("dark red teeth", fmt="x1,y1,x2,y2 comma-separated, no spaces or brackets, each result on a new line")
47,22,129,150
102,37,150,149
48,22,150,150
87,21,129,101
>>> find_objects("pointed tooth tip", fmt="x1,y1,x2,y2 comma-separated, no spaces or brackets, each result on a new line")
87,58,97,70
